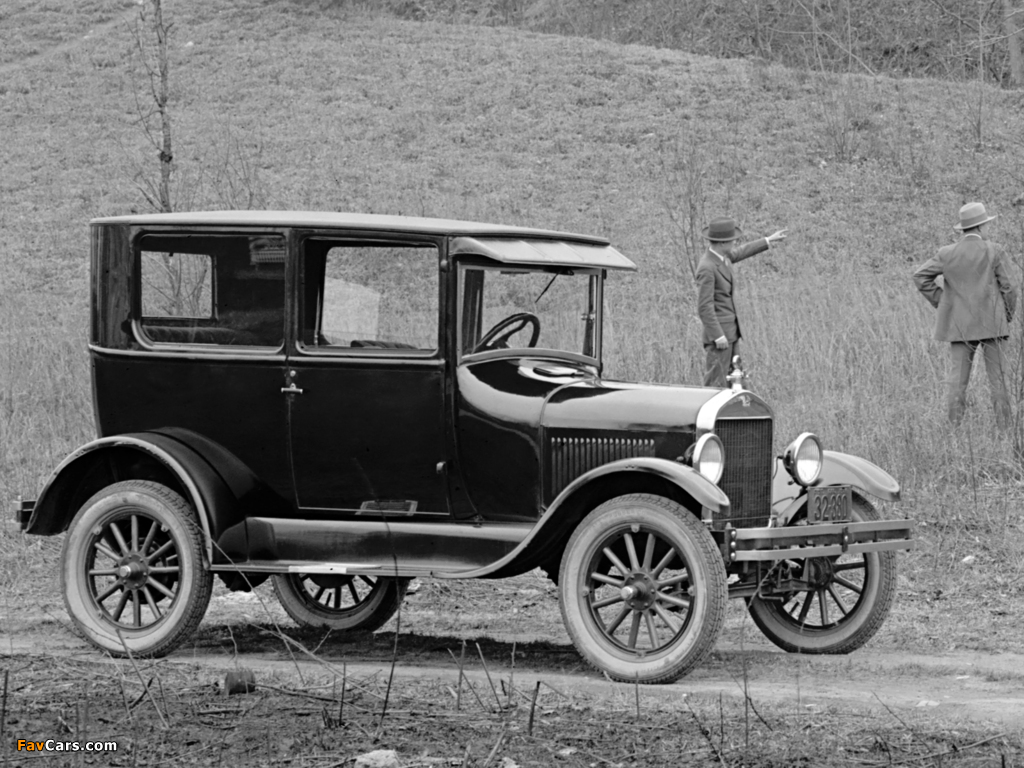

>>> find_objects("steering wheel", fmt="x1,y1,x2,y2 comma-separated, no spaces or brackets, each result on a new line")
472,312,541,353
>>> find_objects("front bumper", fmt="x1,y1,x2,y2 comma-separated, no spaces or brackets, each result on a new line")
723,519,914,562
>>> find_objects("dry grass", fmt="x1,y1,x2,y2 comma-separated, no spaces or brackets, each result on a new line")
2,0,1024,759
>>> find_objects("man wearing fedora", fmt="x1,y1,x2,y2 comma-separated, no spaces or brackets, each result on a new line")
913,202,1017,426
696,216,788,387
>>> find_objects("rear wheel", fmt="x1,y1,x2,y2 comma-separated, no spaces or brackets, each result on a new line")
273,573,409,631
559,494,727,684
61,480,212,657
747,497,897,653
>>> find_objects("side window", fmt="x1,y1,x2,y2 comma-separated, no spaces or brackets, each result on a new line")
302,242,438,352
138,233,285,348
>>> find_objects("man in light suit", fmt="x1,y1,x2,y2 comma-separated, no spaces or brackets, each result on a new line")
914,202,1017,425
696,216,788,387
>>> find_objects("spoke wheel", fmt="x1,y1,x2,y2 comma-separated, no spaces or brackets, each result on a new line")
273,573,409,631
747,496,897,654
61,480,212,657
559,494,727,684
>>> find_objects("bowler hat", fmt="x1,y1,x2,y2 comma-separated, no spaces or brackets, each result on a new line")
954,202,997,231
702,217,742,242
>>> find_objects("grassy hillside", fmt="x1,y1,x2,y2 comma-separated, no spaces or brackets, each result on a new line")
2,0,1024,652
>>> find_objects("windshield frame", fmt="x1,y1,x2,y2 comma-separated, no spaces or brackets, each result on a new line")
456,259,604,366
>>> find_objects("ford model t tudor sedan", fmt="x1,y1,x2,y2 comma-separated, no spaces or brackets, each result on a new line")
16,212,913,683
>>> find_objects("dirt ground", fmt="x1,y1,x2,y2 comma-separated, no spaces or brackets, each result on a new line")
4,573,1023,731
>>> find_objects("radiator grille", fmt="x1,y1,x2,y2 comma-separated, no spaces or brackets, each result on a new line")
550,436,656,497
716,419,773,528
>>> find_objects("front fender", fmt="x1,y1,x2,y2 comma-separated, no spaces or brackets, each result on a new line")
436,457,729,579
25,430,290,564
772,450,901,526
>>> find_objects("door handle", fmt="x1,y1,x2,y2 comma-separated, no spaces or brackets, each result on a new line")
280,385,304,395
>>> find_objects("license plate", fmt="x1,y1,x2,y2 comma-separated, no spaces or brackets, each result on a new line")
807,485,852,523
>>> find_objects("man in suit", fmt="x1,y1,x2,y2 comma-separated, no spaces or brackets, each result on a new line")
696,216,788,387
913,202,1017,425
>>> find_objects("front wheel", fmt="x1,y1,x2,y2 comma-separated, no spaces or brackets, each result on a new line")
747,496,897,654
559,494,728,684
273,573,410,631
61,480,213,657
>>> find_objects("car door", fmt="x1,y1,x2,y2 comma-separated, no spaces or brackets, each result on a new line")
94,229,293,500
285,234,449,516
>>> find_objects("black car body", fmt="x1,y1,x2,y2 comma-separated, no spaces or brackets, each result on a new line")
16,212,913,683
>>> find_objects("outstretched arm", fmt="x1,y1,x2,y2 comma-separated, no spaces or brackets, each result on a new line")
729,228,787,264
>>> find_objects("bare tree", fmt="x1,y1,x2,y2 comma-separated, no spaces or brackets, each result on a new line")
127,0,175,212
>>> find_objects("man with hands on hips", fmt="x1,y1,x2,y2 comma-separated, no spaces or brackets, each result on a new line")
695,216,788,387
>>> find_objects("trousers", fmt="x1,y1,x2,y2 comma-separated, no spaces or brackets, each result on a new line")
947,338,1011,425
703,340,738,388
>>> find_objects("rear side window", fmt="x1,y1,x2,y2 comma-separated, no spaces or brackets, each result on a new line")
138,233,285,348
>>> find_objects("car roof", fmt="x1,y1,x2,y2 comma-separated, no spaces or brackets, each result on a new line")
91,211,637,271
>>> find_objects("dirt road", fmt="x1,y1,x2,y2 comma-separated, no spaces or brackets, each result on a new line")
4,585,1022,730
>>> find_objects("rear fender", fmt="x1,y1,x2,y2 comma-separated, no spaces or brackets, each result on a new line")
24,430,290,565
438,457,729,579
773,450,900,527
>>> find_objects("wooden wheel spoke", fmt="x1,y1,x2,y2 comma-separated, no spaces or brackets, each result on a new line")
146,576,175,600
601,547,631,578
359,575,376,588
89,568,119,577
591,593,624,610
644,610,661,648
652,602,681,631
832,560,866,574
347,581,360,605
626,611,641,648
312,585,326,603
142,587,162,619
95,580,123,603
651,548,676,578
623,533,641,571
147,539,174,563
642,533,656,571
140,520,158,558
605,605,631,634
94,541,121,563
148,566,179,575
656,572,690,589
112,589,131,622
655,591,690,610
795,591,814,625
827,584,850,616
132,591,142,627
109,523,131,556
130,515,140,553
817,588,829,625
591,572,624,587
332,588,341,610
833,576,863,594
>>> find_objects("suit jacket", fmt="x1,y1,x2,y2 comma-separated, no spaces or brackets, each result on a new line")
913,235,1016,342
695,238,770,345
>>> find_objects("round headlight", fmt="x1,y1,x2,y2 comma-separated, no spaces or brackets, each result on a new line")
691,433,725,485
783,432,823,486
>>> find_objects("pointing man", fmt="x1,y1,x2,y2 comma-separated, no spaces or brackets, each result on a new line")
695,216,788,387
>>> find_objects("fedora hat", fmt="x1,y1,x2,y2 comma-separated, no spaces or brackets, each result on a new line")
954,202,997,231
702,217,742,242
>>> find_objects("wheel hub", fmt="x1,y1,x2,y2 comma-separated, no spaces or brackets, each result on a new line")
619,573,656,609
117,556,149,589
803,557,835,588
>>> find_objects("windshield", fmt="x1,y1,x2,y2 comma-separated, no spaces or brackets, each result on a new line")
459,264,601,360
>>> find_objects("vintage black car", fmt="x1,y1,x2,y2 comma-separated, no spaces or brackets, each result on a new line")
16,212,913,683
